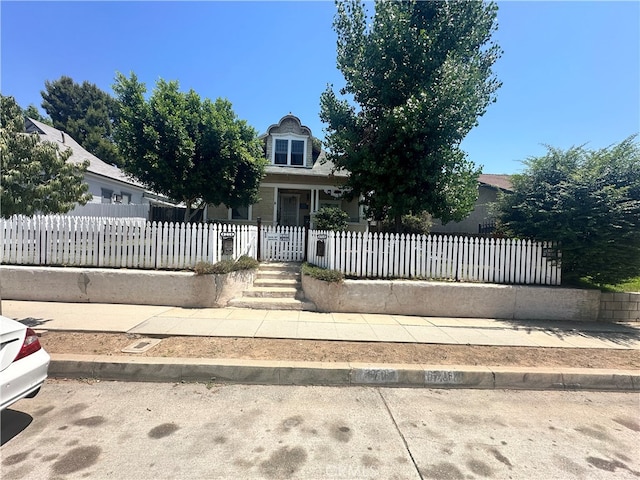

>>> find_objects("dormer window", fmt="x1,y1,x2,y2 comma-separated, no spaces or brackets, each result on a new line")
272,134,307,167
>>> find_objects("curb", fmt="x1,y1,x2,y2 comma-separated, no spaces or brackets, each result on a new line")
49,354,640,392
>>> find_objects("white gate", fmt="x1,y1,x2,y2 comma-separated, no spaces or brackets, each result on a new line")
260,225,306,262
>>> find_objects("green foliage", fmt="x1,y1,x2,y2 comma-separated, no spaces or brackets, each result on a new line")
41,76,121,167
313,206,349,231
193,255,259,275
574,276,640,293
301,263,344,283
1,95,91,218
113,72,267,222
379,212,432,235
495,136,640,285
23,104,52,125
320,0,501,230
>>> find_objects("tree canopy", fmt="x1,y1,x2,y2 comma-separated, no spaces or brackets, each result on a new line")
495,137,640,285
1,94,91,218
41,76,121,167
320,0,501,230
112,73,266,221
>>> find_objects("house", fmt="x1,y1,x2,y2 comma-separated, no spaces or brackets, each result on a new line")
430,174,513,234
206,114,367,230
24,118,171,213
207,114,512,234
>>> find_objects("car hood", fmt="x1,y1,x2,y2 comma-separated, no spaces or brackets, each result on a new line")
0,316,27,372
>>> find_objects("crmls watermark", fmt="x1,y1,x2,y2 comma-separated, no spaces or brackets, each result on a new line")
324,464,378,478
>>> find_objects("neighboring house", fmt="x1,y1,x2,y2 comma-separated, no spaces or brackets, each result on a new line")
430,174,513,234
25,118,170,211
206,114,367,230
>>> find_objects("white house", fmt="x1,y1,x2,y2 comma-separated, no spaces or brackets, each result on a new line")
25,118,171,216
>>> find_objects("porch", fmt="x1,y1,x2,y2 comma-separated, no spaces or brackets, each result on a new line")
206,182,366,230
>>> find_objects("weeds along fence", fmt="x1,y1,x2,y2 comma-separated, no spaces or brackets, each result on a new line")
307,230,561,285
0,215,257,270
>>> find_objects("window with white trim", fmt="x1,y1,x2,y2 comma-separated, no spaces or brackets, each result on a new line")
271,135,307,166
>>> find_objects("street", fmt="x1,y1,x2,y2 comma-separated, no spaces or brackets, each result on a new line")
1,380,638,479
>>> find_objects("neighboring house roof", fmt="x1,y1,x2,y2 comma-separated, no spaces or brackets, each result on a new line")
24,118,146,190
478,174,513,191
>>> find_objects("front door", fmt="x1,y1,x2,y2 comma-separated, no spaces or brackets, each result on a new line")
279,194,300,226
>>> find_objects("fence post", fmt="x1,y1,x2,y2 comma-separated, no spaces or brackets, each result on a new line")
256,217,262,262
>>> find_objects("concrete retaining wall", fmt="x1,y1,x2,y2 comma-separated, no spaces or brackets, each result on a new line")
599,292,640,322
0,266,255,308
302,276,603,322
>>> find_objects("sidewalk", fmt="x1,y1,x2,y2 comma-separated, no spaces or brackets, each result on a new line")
4,300,640,390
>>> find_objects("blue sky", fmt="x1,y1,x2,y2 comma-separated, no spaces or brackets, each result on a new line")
1,1,638,174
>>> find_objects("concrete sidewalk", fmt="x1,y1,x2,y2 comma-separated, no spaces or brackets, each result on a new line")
5,300,640,349
3,300,640,391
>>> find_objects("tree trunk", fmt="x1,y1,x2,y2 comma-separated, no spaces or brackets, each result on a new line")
394,214,402,234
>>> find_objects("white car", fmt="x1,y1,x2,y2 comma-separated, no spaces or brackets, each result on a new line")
0,315,50,411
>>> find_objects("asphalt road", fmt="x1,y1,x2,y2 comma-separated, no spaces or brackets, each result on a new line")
1,380,639,480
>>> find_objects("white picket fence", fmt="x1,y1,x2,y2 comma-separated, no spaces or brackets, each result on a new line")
1,215,257,269
307,230,561,285
1,216,561,285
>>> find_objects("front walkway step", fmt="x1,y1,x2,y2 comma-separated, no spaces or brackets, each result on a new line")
254,278,300,288
228,297,316,311
260,262,302,271
257,271,301,280
244,287,300,298
227,262,315,310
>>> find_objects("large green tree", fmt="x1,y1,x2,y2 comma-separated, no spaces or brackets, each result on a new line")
495,137,640,285
41,76,121,166
320,0,501,230
113,73,266,221
1,95,91,218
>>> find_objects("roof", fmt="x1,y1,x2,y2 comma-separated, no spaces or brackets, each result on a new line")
261,114,312,138
24,118,146,190
478,174,513,191
264,151,349,179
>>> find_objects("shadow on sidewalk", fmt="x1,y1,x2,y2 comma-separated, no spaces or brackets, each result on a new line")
16,317,53,328
501,319,640,347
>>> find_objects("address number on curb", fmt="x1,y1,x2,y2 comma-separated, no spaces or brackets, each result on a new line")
425,370,463,384
354,368,399,384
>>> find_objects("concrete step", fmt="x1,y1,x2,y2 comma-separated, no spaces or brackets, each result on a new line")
243,287,300,298
258,262,302,272
254,278,300,288
228,297,316,311
257,271,301,280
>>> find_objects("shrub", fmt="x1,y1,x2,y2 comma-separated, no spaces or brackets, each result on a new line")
379,212,432,235
301,262,344,283
193,255,259,275
313,206,349,231
495,136,640,285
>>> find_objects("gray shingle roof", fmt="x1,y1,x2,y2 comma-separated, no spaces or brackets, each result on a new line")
478,174,513,191
25,118,146,190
